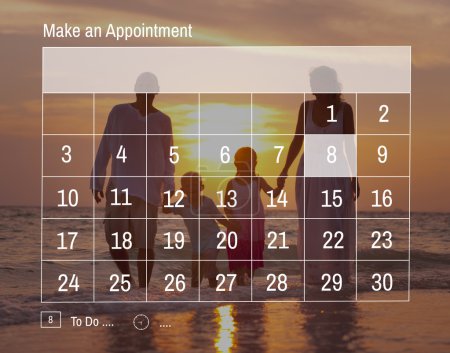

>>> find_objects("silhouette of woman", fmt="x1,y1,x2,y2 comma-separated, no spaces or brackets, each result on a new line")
278,66,359,284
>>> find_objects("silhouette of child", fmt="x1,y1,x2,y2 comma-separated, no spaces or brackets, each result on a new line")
225,147,283,285
164,172,238,288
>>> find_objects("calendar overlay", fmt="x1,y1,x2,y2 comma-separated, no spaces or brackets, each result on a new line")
41,47,411,302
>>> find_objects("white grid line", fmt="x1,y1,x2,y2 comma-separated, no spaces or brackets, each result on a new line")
43,91,412,94
44,46,412,48
42,299,411,304
408,67,412,301
145,94,148,301
42,217,410,221
40,47,44,303
303,92,306,301
355,93,358,301
42,133,411,137
42,175,412,178
42,259,410,262
198,93,201,301
92,93,96,302
250,93,253,301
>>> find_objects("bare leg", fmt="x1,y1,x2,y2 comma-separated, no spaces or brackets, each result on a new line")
191,254,199,287
109,248,131,276
202,249,218,288
236,267,246,286
137,248,154,288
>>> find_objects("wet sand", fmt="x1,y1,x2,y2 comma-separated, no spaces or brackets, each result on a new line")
1,290,449,353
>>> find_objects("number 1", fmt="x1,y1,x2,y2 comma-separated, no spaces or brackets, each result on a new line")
327,105,337,122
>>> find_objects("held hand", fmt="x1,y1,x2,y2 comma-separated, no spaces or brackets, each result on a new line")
277,170,288,189
93,190,104,204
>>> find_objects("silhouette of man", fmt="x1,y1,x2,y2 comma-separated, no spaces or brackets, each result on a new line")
91,72,174,288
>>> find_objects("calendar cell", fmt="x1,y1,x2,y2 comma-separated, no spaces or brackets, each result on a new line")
153,94,199,135
199,261,251,301
252,135,301,176
43,94,93,134
264,219,299,260
260,176,296,215
357,219,409,260
305,261,356,301
166,135,199,176
357,177,409,217
147,261,198,301
94,177,147,219
199,135,251,177
95,218,162,260
42,261,93,302
95,94,146,135
200,94,251,134
43,219,93,260
304,134,356,177
357,94,410,134
357,135,409,176
357,261,408,300
154,219,191,261
43,135,93,176
95,260,145,301
303,177,356,219
304,93,356,135
305,219,356,261
252,94,302,134
201,176,247,218
43,177,93,218
252,261,304,301
94,134,146,177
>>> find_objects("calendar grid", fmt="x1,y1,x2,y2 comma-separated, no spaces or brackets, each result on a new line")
41,91,411,303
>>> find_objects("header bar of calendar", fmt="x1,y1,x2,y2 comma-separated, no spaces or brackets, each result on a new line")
42,46,410,93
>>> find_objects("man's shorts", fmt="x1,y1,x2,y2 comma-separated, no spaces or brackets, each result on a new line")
104,192,158,249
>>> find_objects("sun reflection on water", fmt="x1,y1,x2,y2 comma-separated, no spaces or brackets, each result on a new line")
214,305,236,353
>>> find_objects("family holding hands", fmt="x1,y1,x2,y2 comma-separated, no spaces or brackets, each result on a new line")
91,67,358,291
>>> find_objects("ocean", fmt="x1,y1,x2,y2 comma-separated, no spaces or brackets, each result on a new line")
0,207,449,352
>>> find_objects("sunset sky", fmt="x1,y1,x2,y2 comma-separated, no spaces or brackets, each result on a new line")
1,0,449,211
